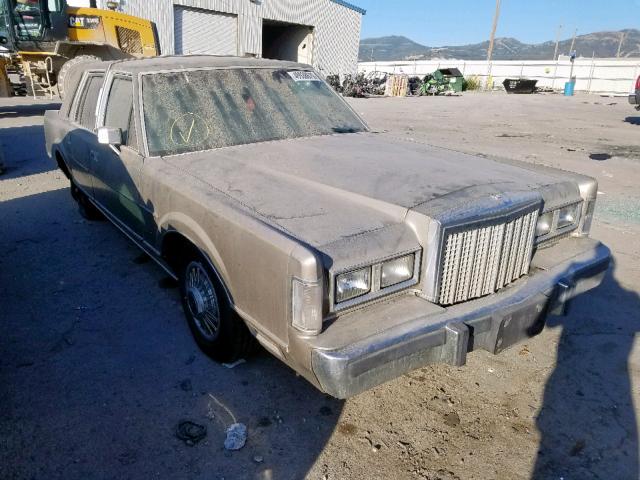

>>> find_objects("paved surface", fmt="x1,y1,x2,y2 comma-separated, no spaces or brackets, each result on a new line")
1,92,639,480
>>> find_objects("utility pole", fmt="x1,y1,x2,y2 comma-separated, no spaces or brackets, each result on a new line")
617,31,626,58
553,24,562,60
486,0,502,89
569,28,577,55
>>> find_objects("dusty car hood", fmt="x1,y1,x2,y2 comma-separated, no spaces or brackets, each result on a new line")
163,132,577,249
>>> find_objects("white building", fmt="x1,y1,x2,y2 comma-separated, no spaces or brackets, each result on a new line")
93,0,365,75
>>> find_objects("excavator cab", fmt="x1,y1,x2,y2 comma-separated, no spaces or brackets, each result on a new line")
1,0,67,49
0,0,158,98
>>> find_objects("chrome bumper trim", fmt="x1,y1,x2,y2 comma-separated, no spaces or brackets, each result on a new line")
311,240,611,398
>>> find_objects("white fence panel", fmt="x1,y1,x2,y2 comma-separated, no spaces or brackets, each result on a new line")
358,59,640,94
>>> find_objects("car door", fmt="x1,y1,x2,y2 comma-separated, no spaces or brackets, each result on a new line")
65,70,104,195
90,74,156,242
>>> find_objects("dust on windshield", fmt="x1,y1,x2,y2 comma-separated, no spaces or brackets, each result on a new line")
142,68,368,157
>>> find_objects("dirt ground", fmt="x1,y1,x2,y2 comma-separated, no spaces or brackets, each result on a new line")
1,91,639,480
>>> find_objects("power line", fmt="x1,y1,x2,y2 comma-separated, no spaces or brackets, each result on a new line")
486,0,502,64
553,24,562,60
569,28,577,55
616,31,626,58
485,0,502,89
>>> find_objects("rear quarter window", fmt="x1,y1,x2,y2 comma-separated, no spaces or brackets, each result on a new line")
70,72,105,130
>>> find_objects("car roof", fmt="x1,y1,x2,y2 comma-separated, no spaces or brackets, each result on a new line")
60,58,111,116
61,55,316,115
65,56,312,90
109,55,310,75
63,59,110,94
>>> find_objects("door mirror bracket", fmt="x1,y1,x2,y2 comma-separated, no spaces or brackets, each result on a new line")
97,127,122,150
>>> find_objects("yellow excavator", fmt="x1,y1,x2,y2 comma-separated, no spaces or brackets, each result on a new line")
0,0,158,97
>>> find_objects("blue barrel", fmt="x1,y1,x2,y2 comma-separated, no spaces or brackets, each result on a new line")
564,81,575,96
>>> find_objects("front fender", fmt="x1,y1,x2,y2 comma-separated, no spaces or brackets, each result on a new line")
157,211,231,290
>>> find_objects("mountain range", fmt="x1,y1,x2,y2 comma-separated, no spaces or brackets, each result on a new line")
359,29,640,62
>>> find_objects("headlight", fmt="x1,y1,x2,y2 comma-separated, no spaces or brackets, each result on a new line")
558,203,579,229
291,278,322,334
335,267,371,303
381,254,415,288
536,211,553,237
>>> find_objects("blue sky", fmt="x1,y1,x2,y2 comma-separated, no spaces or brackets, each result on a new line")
355,0,639,46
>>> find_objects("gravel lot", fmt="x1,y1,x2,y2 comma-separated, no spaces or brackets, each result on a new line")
1,92,639,480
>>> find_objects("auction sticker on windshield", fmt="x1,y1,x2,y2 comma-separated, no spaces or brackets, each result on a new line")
287,71,320,82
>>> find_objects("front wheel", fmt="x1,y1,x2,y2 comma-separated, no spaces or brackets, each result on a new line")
180,255,256,362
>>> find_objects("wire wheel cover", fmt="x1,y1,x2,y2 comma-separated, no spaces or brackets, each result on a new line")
185,262,220,340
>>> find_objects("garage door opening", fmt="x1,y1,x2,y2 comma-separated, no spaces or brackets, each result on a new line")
262,20,314,65
174,7,238,56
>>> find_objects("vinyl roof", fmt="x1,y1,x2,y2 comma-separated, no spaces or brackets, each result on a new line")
108,55,311,74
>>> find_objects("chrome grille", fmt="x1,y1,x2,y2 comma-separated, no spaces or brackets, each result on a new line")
437,210,538,305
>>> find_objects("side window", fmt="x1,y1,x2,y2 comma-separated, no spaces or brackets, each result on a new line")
74,73,104,130
104,76,136,149
47,0,63,12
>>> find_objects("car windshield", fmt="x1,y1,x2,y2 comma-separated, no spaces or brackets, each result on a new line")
141,68,368,157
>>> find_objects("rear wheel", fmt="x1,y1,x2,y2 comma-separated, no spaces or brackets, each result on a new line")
180,254,256,362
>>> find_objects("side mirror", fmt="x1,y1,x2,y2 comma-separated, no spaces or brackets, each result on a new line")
97,127,122,146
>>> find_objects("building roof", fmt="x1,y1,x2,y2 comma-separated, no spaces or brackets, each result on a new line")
330,0,366,15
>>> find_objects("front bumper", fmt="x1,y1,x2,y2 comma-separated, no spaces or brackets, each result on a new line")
310,238,610,398
629,93,639,105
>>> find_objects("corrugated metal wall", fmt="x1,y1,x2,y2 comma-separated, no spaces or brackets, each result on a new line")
98,0,362,75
